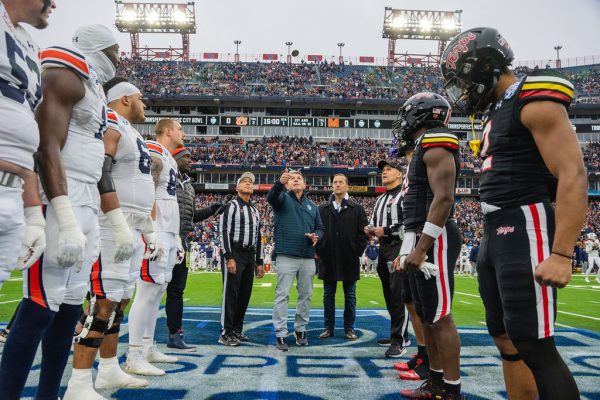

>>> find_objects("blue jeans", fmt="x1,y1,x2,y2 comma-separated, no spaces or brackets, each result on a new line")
323,280,356,332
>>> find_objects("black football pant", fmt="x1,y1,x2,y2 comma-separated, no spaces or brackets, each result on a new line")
377,240,409,344
221,249,255,335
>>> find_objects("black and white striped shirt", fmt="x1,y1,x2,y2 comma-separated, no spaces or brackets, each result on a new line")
219,197,263,265
369,184,403,238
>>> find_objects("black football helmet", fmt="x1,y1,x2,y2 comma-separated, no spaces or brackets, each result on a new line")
392,92,452,152
440,27,514,115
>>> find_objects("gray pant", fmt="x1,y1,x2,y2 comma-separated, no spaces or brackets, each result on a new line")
272,255,315,338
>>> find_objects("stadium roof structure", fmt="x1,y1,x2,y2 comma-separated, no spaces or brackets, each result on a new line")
115,1,196,61
382,7,462,68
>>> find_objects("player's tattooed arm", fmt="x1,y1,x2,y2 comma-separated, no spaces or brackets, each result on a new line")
150,156,163,189
35,68,85,199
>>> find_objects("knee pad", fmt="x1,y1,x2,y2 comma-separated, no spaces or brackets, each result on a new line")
105,310,124,335
73,296,110,348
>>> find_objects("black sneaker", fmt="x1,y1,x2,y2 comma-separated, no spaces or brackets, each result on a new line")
377,338,391,346
276,337,288,351
167,331,197,352
233,331,249,342
318,329,333,339
385,342,408,358
400,379,440,399
345,329,358,340
218,333,240,347
294,331,308,346
443,393,467,400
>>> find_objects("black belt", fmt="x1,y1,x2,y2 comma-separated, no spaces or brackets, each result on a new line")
232,243,256,252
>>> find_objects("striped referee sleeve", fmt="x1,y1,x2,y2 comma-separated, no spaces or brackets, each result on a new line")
219,203,235,260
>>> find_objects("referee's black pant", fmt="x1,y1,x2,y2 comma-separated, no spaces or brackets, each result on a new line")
221,248,255,335
377,240,409,345
166,252,189,335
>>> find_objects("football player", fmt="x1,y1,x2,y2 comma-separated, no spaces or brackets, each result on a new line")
584,232,600,283
441,27,584,399
0,24,123,400
125,118,183,376
64,78,158,397
393,92,464,399
0,0,55,290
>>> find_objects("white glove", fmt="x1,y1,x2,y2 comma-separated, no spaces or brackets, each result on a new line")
143,219,161,261
17,206,46,271
421,262,439,280
51,196,86,271
176,236,185,264
106,208,134,263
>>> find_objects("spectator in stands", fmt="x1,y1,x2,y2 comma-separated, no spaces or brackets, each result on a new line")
268,169,324,351
316,174,369,341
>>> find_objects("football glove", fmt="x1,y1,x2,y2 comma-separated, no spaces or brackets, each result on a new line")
143,219,161,261
17,206,46,271
105,208,134,263
51,196,86,271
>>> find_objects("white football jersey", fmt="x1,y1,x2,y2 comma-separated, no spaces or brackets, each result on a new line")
40,46,106,187
146,140,179,234
107,110,154,220
0,2,42,169
587,240,600,257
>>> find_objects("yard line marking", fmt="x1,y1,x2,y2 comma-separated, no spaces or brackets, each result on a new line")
454,291,480,298
254,282,272,288
555,322,574,328
557,302,566,305
590,300,600,304
8,277,22,282
183,298,190,302
557,310,600,321
478,321,487,326
369,300,379,305
0,299,21,305
459,300,472,305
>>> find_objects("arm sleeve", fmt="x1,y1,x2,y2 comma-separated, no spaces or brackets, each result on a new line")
518,71,574,108
256,224,263,266
356,206,369,254
40,46,90,80
194,203,220,223
314,206,325,240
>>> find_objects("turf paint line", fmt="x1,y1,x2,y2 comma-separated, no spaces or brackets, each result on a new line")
557,310,600,321
479,321,487,326
459,300,472,305
254,283,273,288
555,322,574,328
590,301,600,304
369,301,379,305
454,291,480,298
0,299,21,305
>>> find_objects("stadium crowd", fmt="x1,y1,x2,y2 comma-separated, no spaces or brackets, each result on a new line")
117,58,600,102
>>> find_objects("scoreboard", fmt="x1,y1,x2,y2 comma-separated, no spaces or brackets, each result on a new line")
144,115,394,129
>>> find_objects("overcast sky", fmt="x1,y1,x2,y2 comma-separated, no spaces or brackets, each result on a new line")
26,0,600,65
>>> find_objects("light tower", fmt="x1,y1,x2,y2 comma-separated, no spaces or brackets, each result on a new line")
382,8,462,68
554,45,563,68
285,41,293,64
234,40,242,63
115,1,196,61
337,42,345,65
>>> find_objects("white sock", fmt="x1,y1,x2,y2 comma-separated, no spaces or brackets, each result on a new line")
128,280,163,347
444,378,461,385
99,356,119,369
69,367,93,384
142,283,167,340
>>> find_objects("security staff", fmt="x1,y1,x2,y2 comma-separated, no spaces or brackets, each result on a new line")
218,172,265,346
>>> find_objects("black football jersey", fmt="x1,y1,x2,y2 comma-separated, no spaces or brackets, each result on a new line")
478,70,574,207
402,127,461,231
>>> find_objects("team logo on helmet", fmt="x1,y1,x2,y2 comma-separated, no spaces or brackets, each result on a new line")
444,32,476,70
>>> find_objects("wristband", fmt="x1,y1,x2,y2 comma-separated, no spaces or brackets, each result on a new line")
50,195,78,229
24,206,46,227
105,208,128,230
551,251,572,260
422,222,443,239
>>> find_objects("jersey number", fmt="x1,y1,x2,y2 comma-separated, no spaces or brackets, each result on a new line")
480,120,492,171
136,138,151,174
0,32,41,110
167,168,177,196
94,105,107,140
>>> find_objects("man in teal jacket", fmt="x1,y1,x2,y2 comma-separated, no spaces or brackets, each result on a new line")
268,169,324,351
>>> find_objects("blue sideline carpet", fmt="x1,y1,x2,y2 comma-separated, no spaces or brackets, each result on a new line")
6,306,600,399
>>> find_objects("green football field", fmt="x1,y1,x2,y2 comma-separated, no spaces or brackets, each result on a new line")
1,270,599,332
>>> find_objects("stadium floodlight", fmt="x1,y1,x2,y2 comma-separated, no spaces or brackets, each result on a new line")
115,1,196,61
383,7,462,68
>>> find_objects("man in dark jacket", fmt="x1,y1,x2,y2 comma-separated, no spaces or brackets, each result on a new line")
317,174,368,340
268,168,324,351
364,240,379,276
166,147,229,350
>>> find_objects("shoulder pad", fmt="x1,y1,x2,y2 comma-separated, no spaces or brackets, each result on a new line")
145,140,163,157
40,46,90,80
106,109,120,131
420,131,459,151
518,70,574,106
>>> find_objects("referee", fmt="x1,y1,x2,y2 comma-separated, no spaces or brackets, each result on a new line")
218,172,265,346
367,159,410,357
